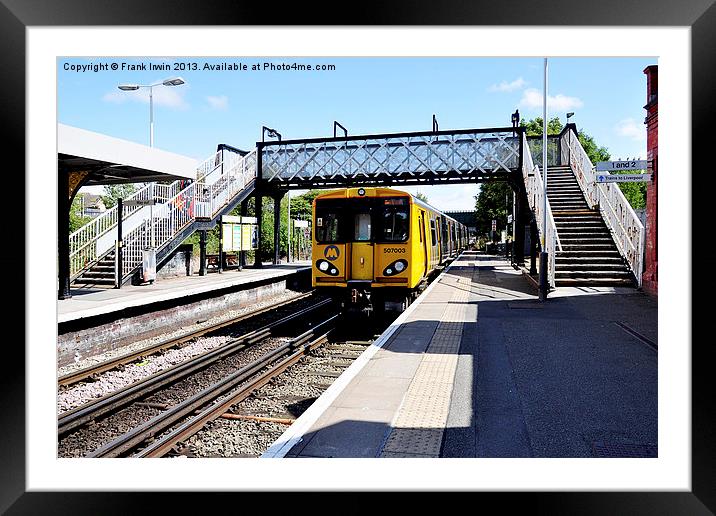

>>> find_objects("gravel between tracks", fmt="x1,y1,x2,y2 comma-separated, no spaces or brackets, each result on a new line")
58,289,306,378
58,291,319,414
57,337,292,458
183,339,369,458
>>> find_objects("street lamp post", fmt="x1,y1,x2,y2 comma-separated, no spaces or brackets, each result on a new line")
117,77,185,282
539,58,549,301
117,76,185,148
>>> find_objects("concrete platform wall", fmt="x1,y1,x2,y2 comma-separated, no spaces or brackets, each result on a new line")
57,275,301,368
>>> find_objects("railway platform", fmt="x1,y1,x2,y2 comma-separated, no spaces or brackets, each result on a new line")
264,251,657,458
59,262,310,324
57,262,310,368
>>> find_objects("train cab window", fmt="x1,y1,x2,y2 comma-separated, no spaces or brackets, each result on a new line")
354,212,372,241
380,198,409,242
315,201,344,243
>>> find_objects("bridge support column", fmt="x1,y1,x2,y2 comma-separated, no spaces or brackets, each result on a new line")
239,200,248,269
513,191,527,266
254,194,263,268
58,171,71,300
199,230,207,276
273,193,284,265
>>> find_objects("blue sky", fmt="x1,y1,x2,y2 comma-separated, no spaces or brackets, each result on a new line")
59,56,655,210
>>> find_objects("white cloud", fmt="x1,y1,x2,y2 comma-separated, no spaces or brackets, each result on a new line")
102,83,189,110
489,77,527,93
206,95,229,110
615,118,646,141
519,88,584,112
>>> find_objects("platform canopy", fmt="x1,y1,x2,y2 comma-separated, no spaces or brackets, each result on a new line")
58,123,198,185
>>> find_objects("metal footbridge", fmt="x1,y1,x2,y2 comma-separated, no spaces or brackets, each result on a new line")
67,121,644,292
258,127,523,188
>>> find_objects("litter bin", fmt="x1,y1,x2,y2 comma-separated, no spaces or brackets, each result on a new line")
142,247,156,284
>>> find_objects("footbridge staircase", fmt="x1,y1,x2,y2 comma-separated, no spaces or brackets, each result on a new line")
71,146,257,286
522,126,645,288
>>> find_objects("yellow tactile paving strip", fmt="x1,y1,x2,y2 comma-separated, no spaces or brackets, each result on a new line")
379,272,470,457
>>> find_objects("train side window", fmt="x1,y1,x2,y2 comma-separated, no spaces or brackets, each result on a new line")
430,219,437,245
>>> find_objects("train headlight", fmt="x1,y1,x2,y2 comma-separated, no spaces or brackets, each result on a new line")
383,259,408,276
316,259,339,276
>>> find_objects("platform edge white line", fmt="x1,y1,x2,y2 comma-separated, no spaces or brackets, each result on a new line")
260,252,466,459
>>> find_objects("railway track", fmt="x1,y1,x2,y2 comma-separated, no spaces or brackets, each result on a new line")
89,315,338,458
168,320,389,458
58,291,317,387
58,298,333,438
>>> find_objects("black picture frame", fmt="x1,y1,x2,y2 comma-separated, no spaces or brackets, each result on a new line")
4,0,712,513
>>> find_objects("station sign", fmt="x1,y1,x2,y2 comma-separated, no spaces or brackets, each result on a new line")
294,220,309,228
221,215,257,251
596,173,652,183
596,160,648,172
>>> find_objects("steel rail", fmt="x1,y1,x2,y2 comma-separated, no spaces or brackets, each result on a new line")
88,315,338,458
58,298,332,436
59,291,316,387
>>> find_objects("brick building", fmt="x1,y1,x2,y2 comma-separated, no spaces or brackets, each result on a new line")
642,65,658,295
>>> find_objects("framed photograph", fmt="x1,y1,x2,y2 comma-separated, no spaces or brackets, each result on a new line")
6,0,711,512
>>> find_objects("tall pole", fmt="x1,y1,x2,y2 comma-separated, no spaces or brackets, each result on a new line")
149,86,155,258
149,86,154,148
539,57,549,301
287,190,291,263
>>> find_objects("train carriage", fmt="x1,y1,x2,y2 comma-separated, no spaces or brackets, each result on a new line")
311,187,467,312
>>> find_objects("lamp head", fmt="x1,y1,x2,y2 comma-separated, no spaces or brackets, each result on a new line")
118,84,139,91
566,112,575,119
162,77,185,87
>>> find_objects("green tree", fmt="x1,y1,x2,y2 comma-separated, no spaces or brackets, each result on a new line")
101,183,139,209
415,191,429,203
522,116,564,136
474,182,512,242
69,195,92,233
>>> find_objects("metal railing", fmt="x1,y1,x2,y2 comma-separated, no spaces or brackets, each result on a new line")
526,135,560,169
119,149,257,278
560,128,645,285
69,150,225,280
69,182,154,279
522,132,561,288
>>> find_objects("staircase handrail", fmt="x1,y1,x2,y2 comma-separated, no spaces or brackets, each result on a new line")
561,128,645,285
118,149,257,279
69,150,224,279
522,132,560,287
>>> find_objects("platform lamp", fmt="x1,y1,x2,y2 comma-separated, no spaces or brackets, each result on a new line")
117,77,185,280
566,111,575,126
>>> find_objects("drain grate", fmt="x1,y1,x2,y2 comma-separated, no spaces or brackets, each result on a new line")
592,442,658,458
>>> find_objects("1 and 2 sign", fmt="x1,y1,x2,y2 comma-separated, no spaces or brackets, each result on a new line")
594,160,652,183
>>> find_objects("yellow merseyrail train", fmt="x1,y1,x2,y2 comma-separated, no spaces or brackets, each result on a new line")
312,187,468,312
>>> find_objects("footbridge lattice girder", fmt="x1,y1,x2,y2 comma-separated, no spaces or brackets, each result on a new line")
259,127,524,188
